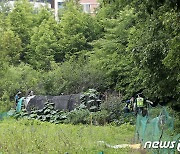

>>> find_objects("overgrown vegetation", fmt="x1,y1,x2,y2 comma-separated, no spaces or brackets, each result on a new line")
0,1,179,153
0,118,135,153
13,89,135,126
0,0,179,130
14,102,67,123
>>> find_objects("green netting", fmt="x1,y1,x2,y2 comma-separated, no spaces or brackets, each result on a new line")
135,105,180,153
0,109,16,120
0,112,8,120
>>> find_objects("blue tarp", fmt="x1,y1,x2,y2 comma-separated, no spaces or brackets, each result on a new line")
16,97,24,112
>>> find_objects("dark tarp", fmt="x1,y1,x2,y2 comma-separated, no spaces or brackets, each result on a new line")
26,95,47,112
67,94,81,111
26,94,81,112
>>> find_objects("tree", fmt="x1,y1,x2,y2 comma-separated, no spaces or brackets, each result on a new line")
27,18,58,71
0,30,22,65
91,6,138,97
127,6,180,104
55,1,101,62
0,0,10,16
0,0,10,32
8,0,34,61
34,6,53,26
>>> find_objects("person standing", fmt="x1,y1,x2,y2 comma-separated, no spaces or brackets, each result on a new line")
130,96,135,112
123,100,131,113
135,93,153,116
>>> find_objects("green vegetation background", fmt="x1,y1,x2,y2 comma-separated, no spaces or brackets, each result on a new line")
0,0,179,153
0,0,179,117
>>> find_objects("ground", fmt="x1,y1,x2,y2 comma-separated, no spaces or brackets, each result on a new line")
0,118,140,154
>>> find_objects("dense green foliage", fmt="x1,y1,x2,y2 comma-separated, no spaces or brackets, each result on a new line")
0,0,179,115
14,102,68,123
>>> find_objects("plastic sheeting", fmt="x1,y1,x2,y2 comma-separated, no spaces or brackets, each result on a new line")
16,97,25,112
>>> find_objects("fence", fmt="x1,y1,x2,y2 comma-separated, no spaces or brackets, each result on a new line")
135,105,180,153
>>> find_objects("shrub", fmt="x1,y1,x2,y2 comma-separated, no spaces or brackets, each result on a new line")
0,91,12,112
65,109,90,125
80,89,101,112
100,95,123,122
0,63,44,111
91,110,109,125
44,55,109,95
14,101,68,124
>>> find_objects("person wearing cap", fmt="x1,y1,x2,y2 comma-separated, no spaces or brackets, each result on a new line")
15,91,21,107
27,90,34,97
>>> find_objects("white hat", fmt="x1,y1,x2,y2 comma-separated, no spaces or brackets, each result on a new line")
17,91,21,94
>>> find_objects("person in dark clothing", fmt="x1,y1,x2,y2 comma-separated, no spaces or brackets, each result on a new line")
123,100,131,113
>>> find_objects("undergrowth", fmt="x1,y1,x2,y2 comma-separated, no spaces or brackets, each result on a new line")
0,118,135,154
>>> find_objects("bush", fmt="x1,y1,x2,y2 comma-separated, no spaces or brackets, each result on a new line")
65,109,90,125
0,63,46,111
0,63,44,108
80,89,101,112
100,95,123,122
0,91,12,112
99,95,136,125
91,110,109,125
110,113,136,126
14,101,68,124
43,55,109,95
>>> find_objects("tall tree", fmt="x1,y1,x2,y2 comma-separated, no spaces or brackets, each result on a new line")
27,18,58,71
0,30,22,65
56,1,101,62
91,6,138,97
8,0,34,61
127,4,180,105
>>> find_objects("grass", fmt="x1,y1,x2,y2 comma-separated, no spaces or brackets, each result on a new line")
0,118,137,154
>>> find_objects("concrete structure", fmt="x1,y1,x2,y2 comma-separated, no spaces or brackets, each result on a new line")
80,0,99,14
53,0,64,21
2,0,99,20
53,0,99,20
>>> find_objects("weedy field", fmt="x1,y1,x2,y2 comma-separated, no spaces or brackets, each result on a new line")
0,118,137,154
